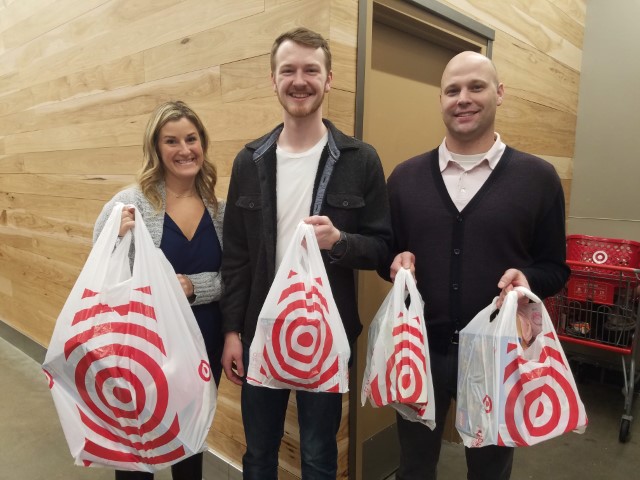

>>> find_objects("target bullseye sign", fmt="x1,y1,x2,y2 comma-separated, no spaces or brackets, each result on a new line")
247,223,350,393
497,333,586,447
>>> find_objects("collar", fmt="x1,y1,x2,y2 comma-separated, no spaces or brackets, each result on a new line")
246,119,359,163
438,133,506,172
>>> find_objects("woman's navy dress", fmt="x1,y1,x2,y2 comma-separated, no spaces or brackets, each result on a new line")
160,210,223,385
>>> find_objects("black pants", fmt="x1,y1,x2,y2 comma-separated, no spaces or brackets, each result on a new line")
114,452,202,480
396,344,513,480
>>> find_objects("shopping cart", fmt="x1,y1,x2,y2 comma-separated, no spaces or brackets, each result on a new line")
546,260,640,442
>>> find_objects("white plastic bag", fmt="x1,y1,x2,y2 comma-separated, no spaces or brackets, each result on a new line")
456,286,587,447
42,203,216,472
362,268,435,429
247,222,350,393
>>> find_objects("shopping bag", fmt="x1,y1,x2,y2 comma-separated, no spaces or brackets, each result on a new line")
247,222,350,392
456,286,587,447
42,203,216,472
361,268,435,429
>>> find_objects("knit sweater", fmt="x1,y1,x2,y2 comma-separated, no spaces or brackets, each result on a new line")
385,146,569,354
93,183,224,306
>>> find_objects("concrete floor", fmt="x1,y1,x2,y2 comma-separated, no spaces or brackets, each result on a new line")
2,334,640,480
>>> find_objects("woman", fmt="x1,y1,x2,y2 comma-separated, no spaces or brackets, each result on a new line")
93,101,224,480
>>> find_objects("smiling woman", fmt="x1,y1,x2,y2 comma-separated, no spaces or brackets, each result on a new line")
92,101,225,480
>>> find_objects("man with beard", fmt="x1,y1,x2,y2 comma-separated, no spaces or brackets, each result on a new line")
384,51,569,479
220,27,391,480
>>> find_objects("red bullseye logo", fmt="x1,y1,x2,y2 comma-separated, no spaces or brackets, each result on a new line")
592,250,608,264
369,312,429,407
501,337,582,446
59,286,190,467
259,270,339,391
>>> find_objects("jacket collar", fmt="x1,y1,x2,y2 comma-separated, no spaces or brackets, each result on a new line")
246,119,359,162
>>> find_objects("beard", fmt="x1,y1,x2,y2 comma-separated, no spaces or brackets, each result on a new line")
277,90,325,119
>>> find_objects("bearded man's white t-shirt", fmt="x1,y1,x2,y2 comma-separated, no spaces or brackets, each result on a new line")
275,132,328,268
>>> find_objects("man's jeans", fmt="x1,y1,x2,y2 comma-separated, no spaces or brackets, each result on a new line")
241,348,343,479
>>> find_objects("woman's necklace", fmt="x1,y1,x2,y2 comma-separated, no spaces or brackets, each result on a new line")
166,187,197,199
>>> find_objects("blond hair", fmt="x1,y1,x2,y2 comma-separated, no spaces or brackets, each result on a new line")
138,101,217,212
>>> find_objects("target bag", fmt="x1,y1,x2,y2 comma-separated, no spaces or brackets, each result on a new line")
456,286,587,447
42,203,216,472
247,222,350,393
361,268,435,429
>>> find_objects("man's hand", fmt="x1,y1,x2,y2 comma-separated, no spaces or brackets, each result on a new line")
390,251,416,282
303,215,340,250
496,268,530,308
221,332,244,386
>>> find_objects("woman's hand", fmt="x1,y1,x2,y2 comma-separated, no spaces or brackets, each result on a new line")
176,274,194,298
119,205,135,237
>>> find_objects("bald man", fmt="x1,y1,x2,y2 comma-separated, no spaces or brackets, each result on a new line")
381,51,569,479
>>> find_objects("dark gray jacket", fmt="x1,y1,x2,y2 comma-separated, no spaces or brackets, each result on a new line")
221,119,392,345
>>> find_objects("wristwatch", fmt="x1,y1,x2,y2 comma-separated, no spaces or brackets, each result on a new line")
329,231,348,259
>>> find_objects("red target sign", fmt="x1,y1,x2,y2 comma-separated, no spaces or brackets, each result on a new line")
261,271,338,390
368,311,429,407
249,269,345,392
51,285,204,467
498,333,585,446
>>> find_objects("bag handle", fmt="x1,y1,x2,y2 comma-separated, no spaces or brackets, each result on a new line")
513,286,542,304
489,286,541,322
393,268,421,309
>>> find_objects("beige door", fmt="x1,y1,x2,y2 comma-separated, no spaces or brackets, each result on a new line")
354,1,488,478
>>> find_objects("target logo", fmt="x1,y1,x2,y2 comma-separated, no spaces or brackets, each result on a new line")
369,311,429,407
58,285,196,467
256,271,340,391
483,395,493,413
592,250,608,264
498,333,585,446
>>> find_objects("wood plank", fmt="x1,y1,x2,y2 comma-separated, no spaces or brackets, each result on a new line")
3,115,147,154
0,243,80,291
0,207,94,242
210,140,251,178
0,0,261,93
0,0,108,51
493,31,580,115
497,96,576,158
0,0,56,35
329,0,358,93
220,55,273,104
0,0,170,79
442,0,583,71
0,174,134,201
328,88,356,137
548,0,586,27
195,97,284,143
0,225,90,268
0,66,221,135
0,147,142,175
0,53,146,117
0,192,105,225
143,0,329,82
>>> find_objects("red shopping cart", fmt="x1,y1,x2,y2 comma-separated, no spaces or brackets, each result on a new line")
546,234,640,442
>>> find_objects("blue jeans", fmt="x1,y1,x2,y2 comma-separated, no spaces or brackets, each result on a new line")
241,348,343,480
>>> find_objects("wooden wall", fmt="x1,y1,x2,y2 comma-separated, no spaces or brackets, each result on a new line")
0,0,585,478
0,0,357,478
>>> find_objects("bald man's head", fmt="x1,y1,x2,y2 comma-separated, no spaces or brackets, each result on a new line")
439,51,504,153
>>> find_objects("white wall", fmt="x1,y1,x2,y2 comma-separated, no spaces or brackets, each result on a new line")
568,0,640,241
